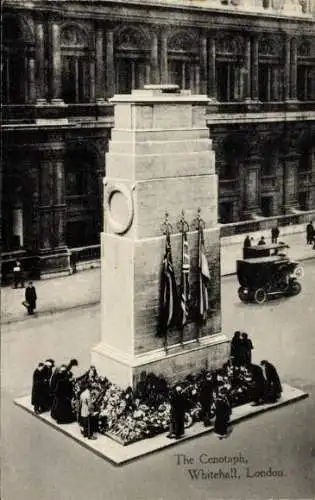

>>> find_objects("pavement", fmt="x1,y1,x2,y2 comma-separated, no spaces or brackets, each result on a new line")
14,383,308,466
1,227,314,326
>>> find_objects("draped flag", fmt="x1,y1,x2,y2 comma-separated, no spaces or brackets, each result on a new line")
158,233,178,340
180,231,190,327
198,227,211,323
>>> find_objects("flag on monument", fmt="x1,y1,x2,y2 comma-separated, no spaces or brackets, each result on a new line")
198,227,211,323
180,231,190,327
158,233,178,338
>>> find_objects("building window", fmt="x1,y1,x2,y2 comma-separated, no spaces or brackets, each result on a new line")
219,201,234,224
261,196,273,217
116,57,146,94
2,16,33,104
215,35,245,102
216,62,237,101
297,65,313,101
61,25,91,103
168,30,199,93
114,27,149,94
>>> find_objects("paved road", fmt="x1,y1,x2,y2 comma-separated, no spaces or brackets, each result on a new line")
2,261,315,500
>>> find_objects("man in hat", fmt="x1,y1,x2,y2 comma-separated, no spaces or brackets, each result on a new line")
79,383,97,440
214,387,231,439
24,281,37,315
31,362,47,414
199,372,214,427
167,385,186,439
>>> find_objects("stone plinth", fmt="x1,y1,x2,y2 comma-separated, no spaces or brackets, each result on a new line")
91,86,229,388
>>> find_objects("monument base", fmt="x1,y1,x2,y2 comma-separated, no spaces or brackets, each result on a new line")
91,334,230,388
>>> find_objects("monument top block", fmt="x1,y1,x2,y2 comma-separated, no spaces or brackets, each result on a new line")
110,85,211,105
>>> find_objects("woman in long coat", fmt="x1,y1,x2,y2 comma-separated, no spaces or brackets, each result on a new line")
214,388,231,438
167,386,186,439
31,363,47,413
51,369,75,424
261,360,282,403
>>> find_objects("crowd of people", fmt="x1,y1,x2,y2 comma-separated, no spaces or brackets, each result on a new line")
31,336,283,445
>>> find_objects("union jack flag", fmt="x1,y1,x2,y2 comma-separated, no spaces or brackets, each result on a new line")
158,233,179,340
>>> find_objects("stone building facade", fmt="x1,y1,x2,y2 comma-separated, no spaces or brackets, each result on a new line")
2,0,315,274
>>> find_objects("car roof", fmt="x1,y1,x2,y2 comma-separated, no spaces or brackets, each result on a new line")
250,243,289,251
238,256,290,264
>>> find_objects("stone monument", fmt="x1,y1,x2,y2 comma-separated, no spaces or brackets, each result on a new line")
91,85,230,388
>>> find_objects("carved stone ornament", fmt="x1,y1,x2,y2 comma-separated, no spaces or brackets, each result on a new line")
168,30,198,53
61,25,87,47
116,26,148,51
104,181,135,235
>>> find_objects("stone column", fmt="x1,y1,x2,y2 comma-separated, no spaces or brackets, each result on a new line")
91,86,229,388
243,163,261,219
89,60,96,102
28,56,36,103
251,36,259,100
244,36,251,99
51,22,63,104
284,35,291,101
200,35,208,95
160,31,168,84
208,36,216,99
105,28,115,98
35,20,46,102
150,32,159,84
95,26,105,101
290,37,297,100
282,157,298,213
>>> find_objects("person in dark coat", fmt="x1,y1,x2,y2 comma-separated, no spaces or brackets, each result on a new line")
243,235,251,248
214,387,231,438
51,369,75,424
271,226,280,244
258,236,266,245
167,386,186,439
261,360,282,403
306,222,314,244
250,364,266,405
31,362,47,414
40,359,55,411
25,281,37,315
230,331,242,366
240,332,253,366
50,358,78,400
199,372,214,427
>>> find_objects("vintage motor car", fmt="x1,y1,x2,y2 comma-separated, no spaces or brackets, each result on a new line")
237,243,303,304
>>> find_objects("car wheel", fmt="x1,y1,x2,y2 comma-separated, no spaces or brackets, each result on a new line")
254,288,267,304
293,265,304,280
289,280,302,296
238,286,249,302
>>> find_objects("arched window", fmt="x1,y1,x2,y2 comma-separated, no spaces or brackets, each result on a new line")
258,35,282,102
216,35,245,102
61,25,91,103
115,27,150,94
297,39,314,101
168,31,199,92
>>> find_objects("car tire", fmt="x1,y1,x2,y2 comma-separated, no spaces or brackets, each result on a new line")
288,280,302,296
238,286,249,302
254,288,267,304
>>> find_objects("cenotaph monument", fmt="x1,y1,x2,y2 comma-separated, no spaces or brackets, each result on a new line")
91,85,230,388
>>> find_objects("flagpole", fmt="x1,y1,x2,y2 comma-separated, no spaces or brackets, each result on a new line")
177,210,189,347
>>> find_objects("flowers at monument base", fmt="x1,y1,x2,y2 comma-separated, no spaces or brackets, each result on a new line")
72,366,256,445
